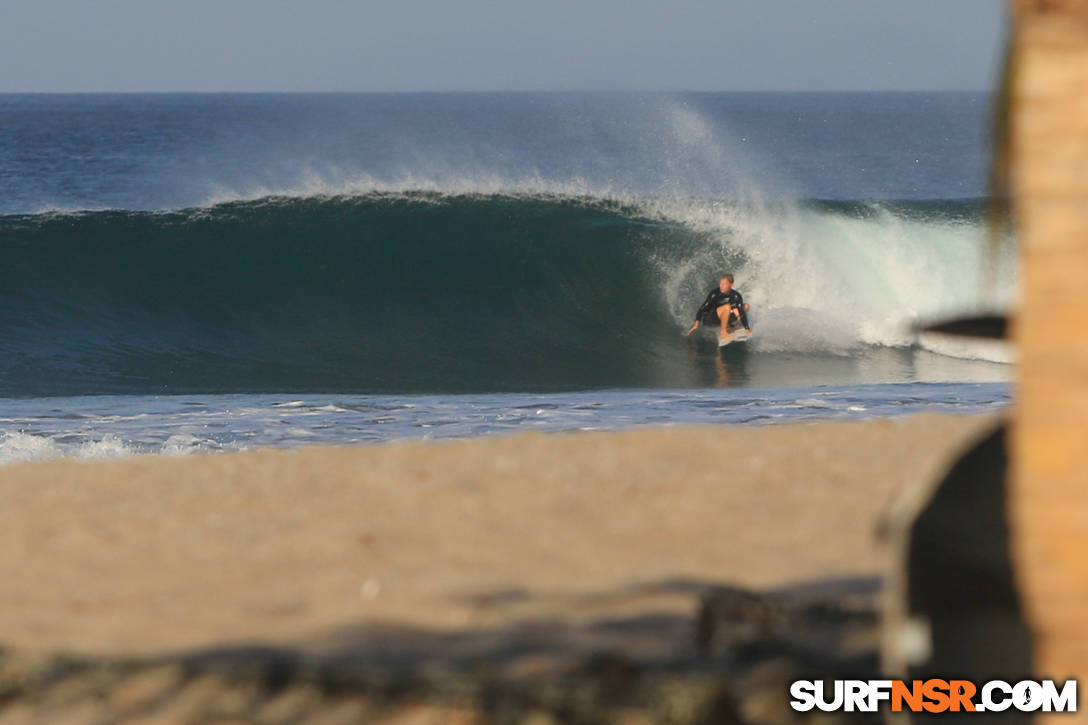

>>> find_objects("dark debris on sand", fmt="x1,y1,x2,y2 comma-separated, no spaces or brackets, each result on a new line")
0,579,883,725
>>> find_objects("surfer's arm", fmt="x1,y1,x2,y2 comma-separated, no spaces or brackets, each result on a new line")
687,290,715,335
694,290,716,321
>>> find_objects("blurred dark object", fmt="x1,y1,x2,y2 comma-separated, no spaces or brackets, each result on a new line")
919,315,1007,340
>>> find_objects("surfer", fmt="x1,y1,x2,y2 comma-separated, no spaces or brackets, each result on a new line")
686,274,752,342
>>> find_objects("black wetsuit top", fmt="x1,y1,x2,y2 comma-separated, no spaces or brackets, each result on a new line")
695,287,750,330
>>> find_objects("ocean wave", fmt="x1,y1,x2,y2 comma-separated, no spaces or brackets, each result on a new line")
0,190,1014,395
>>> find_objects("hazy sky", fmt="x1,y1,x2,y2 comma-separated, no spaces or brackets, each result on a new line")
0,1,1004,92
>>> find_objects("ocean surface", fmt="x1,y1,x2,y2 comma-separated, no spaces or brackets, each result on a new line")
0,92,1014,464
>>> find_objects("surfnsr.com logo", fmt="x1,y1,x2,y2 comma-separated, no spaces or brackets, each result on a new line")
790,679,1078,714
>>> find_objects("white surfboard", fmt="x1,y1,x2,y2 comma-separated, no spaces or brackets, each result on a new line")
718,329,751,347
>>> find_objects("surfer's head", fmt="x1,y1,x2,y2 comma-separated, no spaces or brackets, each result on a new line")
719,274,734,292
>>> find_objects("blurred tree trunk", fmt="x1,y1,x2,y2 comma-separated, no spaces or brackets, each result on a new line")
1010,0,1088,715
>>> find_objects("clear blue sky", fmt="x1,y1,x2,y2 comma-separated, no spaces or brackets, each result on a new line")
0,1,1004,92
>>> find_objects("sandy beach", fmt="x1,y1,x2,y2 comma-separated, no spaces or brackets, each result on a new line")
0,413,1006,723
0,413,995,658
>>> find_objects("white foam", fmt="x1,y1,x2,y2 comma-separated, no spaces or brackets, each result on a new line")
917,333,1016,364
162,434,205,456
198,169,609,210
0,430,219,467
0,432,63,464
77,434,130,459
645,194,1017,359
0,431,136,466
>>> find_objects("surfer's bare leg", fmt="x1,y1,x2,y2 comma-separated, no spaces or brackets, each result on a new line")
716,305,732,340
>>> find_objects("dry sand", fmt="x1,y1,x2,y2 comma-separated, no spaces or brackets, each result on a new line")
0,413,996,663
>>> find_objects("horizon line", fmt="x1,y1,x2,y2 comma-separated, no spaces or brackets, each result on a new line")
0,88,994,96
